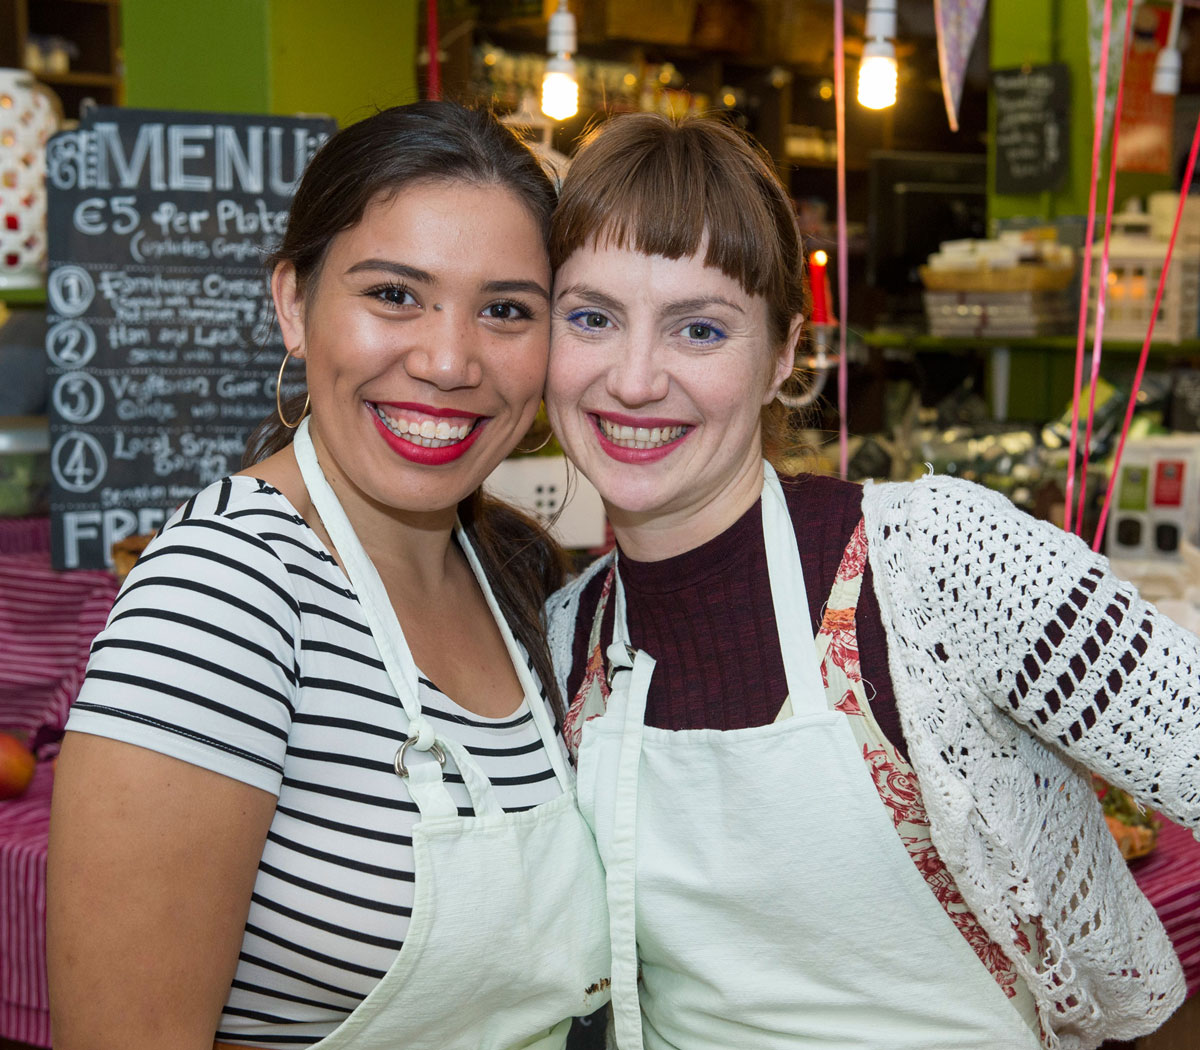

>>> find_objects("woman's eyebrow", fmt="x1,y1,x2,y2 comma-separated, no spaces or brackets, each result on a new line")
484,278,551,300
662,296,745,315
553,284,624,313
343,262,548,301
554,285,745,317
345,259,434,282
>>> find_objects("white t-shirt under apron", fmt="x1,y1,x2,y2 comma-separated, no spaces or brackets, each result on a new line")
66,475,567,1047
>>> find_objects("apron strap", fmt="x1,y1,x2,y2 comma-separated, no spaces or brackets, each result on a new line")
293,419,507,818
761,462,828,715
605,635,653,1050
403,754,461,820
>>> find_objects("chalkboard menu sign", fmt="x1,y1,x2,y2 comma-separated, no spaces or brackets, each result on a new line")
44,108,334,570
992,63,1070,194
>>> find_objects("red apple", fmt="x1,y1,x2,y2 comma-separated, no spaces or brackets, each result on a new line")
0,733,36,799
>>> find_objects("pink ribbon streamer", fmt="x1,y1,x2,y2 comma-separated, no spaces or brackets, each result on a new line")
834,0,849,479
1094,113,1200,551
1066,0,1114,535
427,0,441,100
1074,0,1135,532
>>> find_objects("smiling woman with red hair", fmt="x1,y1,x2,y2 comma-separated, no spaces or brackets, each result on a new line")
546,112,1200,1050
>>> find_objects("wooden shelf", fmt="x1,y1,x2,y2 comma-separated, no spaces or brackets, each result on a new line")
1,0,124,113
38,70,119,87
862,331,1200,356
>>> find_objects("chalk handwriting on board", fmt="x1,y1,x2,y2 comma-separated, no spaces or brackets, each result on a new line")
46,320,97,368
52,372,105,425
45,108,334,570
992,64,1070,194
46,122,317,195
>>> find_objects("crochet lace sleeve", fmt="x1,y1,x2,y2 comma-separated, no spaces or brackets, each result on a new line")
865,476,1200,833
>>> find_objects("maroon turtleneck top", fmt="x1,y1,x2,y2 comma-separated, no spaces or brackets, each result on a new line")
566,472,905,756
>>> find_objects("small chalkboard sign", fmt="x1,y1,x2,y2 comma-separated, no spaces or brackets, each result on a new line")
43,107,334,570
992,63,1070,194
1168,369,1200,432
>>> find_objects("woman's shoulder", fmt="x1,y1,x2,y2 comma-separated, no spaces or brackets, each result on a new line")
860,473,1083,568
778,470,866,538
71,476,314,796
861,472,1027,525
160,474,304,536
148,475,322,564
777,469,1015,521
126,475,342,614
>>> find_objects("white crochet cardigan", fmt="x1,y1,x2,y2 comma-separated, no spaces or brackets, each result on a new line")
546,474,1199,1050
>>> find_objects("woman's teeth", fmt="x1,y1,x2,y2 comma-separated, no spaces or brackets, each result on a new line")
598,418,687,450
374,405,475,448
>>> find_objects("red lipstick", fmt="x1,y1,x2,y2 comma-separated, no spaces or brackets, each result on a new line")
368,403,486,466
590,413,691,465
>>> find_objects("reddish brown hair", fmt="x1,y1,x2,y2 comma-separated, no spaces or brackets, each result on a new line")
550,113,811,464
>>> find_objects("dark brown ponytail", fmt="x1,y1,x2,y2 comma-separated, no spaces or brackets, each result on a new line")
458,492,569,721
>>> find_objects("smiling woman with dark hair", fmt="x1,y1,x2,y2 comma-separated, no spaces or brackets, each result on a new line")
46,101,610,1050
545,112,1200,1050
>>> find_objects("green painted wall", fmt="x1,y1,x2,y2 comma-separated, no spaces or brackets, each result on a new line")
989,0,1170,224
123,0,271,113
269,0,418,125
122,0,417,124
988,0,1178,421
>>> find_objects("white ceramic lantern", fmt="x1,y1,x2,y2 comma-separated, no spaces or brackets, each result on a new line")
0,68,60,290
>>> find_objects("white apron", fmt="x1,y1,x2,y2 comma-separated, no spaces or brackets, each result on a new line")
293,419,611,1050
575,462,1041,1050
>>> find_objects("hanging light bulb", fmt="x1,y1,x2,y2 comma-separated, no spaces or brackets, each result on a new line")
857,0,898,110
542,57,579,121
542,0,579,121
1153,0,1184,96
858,44,897,109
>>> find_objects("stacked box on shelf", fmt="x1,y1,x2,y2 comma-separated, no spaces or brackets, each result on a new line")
924,290,1075,338
1148,192,1200,250
920,259,1076,338
1088,234,1200,344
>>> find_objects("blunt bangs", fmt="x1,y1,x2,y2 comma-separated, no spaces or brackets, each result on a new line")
551,115,798,322
551,112,813,471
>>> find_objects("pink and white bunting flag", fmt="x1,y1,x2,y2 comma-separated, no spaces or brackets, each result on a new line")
934,0,988,132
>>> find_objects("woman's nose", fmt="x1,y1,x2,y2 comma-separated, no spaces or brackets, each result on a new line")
606,338,669,407
404,311,483,390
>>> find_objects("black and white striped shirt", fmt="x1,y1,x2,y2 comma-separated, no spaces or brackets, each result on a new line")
67,476,566,1046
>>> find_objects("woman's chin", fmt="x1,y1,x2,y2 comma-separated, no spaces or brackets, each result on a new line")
597,484,682,524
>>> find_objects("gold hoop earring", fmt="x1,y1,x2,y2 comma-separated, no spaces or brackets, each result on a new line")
774,368,829,410
517,430,554,454
276,351,310,429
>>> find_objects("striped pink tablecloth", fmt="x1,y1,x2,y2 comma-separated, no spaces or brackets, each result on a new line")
0,523,119,1047
1131,819,1200,998
0,763,56,1046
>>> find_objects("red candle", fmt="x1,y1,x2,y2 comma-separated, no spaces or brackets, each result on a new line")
808,250,829,324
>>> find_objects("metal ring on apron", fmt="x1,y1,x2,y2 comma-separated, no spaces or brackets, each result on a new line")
394,736,447,778
605,643,639,688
